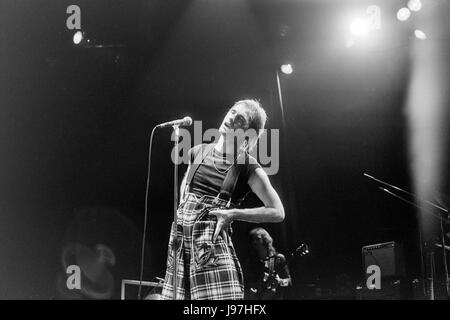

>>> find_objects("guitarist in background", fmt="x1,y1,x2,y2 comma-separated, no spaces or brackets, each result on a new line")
246,227,292,300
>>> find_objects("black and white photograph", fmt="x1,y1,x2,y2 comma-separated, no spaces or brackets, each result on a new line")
0,0,449,307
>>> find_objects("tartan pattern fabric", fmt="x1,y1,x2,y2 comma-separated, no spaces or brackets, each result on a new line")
160,193,244,300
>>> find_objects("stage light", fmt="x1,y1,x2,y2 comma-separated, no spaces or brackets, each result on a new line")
414,29,427,40
349,19,370,36
397,7,411,21
73,31,83,44
408,0,422,12
280,64,293,75
345,38,355,48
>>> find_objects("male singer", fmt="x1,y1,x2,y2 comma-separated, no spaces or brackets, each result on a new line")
160,99,285,300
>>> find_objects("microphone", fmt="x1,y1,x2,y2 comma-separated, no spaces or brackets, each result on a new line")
156,116,193,128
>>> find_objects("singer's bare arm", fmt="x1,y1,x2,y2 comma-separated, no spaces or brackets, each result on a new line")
209,167,285,242
234,167,285,222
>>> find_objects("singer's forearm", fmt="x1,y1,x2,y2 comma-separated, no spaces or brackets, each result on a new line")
230,206,284,223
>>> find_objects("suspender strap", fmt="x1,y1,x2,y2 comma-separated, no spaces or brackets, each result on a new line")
218,153,246,204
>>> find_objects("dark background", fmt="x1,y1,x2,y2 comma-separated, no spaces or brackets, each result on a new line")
0,0,448,299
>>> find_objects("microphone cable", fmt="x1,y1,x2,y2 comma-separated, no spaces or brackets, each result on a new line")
138,125,158,300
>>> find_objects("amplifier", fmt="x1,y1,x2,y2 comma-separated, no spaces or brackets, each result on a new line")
362,241,406,279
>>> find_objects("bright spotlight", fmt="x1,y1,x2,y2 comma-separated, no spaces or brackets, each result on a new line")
414,29,427,40
397,7,411,21
73,31,83,44
280,64,293,75
345,38,355,48
408,0,422,12
350,19,369,36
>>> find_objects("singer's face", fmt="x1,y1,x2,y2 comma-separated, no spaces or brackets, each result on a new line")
219,104,251,135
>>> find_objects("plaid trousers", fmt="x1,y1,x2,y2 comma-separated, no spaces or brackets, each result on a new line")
160,193,244,300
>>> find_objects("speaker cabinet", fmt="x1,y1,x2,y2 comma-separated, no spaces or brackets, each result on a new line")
358,241,407,299
362,241,406,279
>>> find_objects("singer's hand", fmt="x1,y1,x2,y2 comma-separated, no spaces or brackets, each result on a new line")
208,209,235,243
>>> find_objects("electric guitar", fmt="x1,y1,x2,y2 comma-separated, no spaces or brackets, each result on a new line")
250,243,310,300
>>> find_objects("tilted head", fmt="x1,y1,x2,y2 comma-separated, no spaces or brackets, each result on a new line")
219,99,267,152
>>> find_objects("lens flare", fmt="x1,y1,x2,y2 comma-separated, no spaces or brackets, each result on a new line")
397,8,411,22
408,0,422,12
414,29,427,40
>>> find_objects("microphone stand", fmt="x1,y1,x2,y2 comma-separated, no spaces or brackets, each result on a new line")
172,125,180,300
364,173,450,300
139,120,189,300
